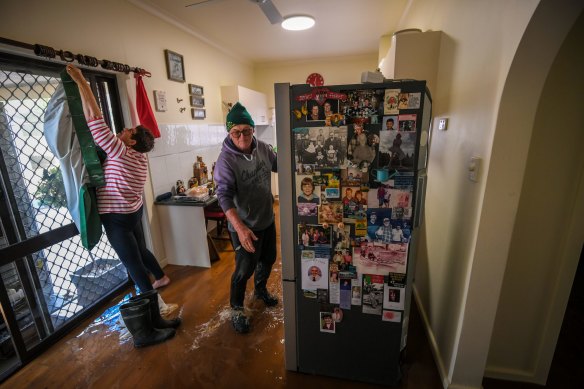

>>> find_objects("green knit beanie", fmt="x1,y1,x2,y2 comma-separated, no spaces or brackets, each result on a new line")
226,102,254,131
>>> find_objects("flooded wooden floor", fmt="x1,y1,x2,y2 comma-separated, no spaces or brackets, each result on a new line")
3,214,443,388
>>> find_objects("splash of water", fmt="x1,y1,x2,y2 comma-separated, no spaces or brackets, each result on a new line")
188,305,232,351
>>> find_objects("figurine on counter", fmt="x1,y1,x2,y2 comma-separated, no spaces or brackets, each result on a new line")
176,180,186,195
208,162,216,196
188,177,198,188
193,156,208,185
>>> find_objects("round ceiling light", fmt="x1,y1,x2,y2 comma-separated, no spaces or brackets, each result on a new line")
281,15,315,31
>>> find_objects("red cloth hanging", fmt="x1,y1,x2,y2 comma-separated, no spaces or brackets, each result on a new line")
135,74,161,138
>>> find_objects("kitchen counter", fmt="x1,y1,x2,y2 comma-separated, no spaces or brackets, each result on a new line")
155,195,217,207
155,195,218,268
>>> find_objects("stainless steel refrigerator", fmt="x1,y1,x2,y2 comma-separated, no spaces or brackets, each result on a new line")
275,80,432,386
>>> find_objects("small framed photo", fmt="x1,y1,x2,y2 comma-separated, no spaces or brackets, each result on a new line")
192,108,206,120
190,95,205,108
164,49,185,83
153,90,167,112
189,84,204,96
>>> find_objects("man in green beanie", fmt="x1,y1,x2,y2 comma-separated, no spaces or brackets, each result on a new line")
214,102,278,333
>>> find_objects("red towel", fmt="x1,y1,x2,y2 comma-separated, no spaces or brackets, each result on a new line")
135,74,160,138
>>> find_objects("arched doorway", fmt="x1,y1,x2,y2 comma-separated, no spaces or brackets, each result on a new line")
484,1,584,385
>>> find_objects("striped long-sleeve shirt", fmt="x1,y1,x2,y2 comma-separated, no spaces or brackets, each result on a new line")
88,118,148,214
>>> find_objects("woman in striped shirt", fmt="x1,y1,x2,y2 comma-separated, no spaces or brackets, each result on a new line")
66,64,170,292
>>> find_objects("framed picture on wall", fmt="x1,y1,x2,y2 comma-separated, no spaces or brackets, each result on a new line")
153,90,167,112
189,84,204,96
165,49,185,83
192,108,206,120
190,96,205,108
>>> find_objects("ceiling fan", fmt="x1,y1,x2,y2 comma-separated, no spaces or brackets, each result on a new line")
186,0,283,24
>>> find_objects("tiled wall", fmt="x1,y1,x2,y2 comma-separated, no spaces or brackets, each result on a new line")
148,122,277,198
148,123,227,197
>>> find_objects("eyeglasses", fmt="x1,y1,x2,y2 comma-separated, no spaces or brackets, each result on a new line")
230,128,253,138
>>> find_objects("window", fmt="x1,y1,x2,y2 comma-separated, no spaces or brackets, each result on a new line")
0,52,128,381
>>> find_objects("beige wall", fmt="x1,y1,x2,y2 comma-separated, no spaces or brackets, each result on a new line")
254,54,378,107
392,0,538,386
486,11,584,381
395,0,584,387
0,0,254,125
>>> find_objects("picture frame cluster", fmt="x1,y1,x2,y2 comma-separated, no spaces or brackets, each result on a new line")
189,83,205,120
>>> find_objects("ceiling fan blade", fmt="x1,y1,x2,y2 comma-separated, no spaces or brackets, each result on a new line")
253,0,283,24
185,0,218,7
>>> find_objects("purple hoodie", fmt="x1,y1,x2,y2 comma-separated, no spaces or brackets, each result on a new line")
214,136,277,231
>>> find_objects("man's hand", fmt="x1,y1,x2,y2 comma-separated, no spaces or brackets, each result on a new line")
225,207,258,253
235,224,258,253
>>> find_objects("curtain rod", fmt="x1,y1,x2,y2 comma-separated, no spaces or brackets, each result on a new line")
0,36,151,77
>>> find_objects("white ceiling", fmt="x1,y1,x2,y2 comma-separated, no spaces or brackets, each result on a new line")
131,0,408,64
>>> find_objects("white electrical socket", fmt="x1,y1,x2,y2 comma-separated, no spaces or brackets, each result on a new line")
438,118,448,130
469,156,481,182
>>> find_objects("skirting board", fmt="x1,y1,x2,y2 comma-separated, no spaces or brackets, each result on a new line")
413,286,485,389
414,283,543,387
483,366,539,384
412,285,451,389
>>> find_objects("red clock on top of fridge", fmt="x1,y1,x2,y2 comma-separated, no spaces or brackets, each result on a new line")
306,73,324,87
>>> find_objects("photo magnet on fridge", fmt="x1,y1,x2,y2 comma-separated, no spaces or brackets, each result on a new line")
383,89,400,115
362,274,384,315
383,273,406,311
382,310,402,322
320,312,336,333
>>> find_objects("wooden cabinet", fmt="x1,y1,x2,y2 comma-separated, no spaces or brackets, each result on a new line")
221,85,269,126
380,30,442,95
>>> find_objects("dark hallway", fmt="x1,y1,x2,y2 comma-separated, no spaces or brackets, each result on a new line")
484,245,584,389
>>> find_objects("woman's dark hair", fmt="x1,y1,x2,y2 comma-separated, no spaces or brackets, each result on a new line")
131,125,155,153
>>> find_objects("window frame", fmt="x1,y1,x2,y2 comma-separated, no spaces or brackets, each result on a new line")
0,51,130,382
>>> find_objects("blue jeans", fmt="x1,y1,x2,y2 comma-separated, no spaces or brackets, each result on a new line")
100,207,165,292
229,222,277,309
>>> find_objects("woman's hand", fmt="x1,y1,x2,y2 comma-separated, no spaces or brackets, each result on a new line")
65,64,103,120
66,64,86,84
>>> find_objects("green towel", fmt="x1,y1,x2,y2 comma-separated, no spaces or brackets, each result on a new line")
60,69,105,187
60,69,105,250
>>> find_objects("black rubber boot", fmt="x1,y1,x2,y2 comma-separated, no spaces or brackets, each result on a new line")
120,299,175,348
254,289,279,307
130,290,181,329
231,309,250,334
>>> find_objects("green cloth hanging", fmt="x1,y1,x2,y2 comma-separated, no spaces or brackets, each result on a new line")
59,69,105,250
60,69,105,187
78,185,101,250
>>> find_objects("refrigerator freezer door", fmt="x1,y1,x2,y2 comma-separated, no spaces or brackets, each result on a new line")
275,83,296,282
282,280,298,370
276,83,299,371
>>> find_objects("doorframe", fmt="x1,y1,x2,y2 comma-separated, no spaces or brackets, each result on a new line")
533,157,584,382
449,0,584,386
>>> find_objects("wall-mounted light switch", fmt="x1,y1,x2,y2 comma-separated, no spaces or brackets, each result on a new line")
438,118,448,130
469,156,482,182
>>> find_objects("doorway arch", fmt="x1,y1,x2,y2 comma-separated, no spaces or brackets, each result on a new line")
481,0,584,384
